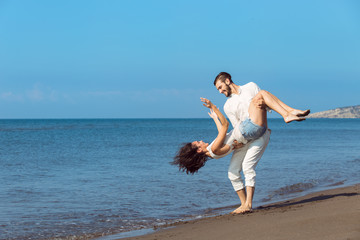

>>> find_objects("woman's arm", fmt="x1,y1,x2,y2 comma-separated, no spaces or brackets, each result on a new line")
208,109,222,132
201,98,229,155
201,98,228,126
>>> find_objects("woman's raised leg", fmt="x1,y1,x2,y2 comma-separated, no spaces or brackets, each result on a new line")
263,91,310,117
247,95,268,127
249,91,306,124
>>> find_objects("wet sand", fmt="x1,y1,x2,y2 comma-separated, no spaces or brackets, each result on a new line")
121,184,360,240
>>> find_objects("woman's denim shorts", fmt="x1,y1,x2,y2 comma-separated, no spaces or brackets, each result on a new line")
239,118,267,141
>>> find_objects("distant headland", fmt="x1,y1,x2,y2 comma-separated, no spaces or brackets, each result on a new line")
308,105,360,118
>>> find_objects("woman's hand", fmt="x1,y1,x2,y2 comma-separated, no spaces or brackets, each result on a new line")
200,97,214,109
208,109,218,119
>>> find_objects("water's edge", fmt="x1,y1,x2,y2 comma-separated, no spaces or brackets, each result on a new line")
93,181,360,240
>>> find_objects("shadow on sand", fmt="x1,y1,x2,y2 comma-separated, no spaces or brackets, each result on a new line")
257,192,359,210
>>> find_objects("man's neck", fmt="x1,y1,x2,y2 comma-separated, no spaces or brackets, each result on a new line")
230,83,240,95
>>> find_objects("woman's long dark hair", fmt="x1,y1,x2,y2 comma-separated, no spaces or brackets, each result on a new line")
172,142,210,174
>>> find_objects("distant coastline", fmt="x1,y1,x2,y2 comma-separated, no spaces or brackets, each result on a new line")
308,105,360,118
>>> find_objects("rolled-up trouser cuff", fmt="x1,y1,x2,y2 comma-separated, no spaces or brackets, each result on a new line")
245,178,256,187
228,171,245,191
244,169,256,187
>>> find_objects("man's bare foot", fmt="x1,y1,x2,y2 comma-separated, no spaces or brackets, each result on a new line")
231,205,253,214
284,114,306,123
291,109,310,117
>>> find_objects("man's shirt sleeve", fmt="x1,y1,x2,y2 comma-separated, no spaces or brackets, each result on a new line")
248,82,272,112
249,82,261,96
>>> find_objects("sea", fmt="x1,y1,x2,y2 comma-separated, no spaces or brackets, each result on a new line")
1,118,359,240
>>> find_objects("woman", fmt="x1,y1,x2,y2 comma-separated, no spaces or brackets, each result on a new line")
173,90,309,174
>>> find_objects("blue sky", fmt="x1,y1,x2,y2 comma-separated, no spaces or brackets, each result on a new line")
0,0,359,118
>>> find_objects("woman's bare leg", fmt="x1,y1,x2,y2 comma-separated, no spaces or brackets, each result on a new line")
264,91,310,117
249,91,306,124
247,95,268,127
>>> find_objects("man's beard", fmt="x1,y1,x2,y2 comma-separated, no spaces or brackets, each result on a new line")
224,84,231,97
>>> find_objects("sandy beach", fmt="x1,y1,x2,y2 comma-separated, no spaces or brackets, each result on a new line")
121,184,360,240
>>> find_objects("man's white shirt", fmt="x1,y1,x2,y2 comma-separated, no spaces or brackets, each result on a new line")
224,82,261,128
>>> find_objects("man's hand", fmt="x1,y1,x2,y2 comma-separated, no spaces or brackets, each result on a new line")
233,140,244,149
254,97,266,109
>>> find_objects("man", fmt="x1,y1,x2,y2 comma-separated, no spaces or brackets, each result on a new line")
214,72,271,214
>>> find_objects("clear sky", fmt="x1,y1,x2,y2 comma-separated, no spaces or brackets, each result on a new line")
0,0,359,118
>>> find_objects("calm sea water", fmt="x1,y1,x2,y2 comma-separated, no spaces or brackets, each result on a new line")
0,118,359,240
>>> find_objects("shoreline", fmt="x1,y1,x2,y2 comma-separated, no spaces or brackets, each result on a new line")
112,183,360,240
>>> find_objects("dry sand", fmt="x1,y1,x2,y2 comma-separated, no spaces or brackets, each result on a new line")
121,184,360,240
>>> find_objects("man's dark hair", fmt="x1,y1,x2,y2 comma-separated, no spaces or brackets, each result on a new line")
172,142,210,174
214,72,233,85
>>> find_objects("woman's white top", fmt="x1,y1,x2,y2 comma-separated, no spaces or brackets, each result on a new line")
206,131,234,159
206,124,248,159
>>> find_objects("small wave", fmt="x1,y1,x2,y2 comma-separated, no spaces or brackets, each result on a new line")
348,158,360,163
326,181,345,187
263,182,316,202
4,217,167,240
